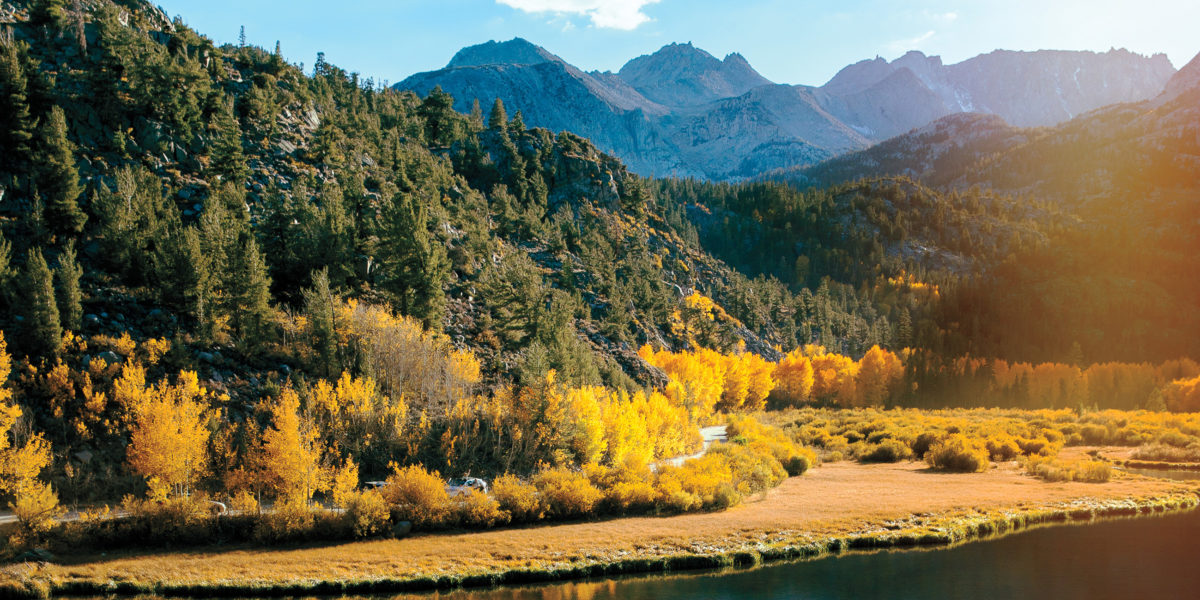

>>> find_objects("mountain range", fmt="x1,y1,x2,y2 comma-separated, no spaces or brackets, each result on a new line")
397,39,1176,180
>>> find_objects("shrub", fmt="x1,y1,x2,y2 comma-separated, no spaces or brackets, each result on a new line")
228,490,260,514
925,434,990,472
1016,437,1054,456
1079,424,1109,445
653,467,702,513
783,451,815,475
492,474,543,523
859,438,913,463
606,479,659,513
710,443,787,495
985,434,1021,461
343,490,391,538
1025,457,1111,483
911,432,944,459
253,498,318,544
383,464,453,529
1078,460,1112,483
533,467,602,518
455,489,509,528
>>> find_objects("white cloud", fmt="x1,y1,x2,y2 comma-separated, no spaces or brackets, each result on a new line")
496,0,661,30
888,30,935,53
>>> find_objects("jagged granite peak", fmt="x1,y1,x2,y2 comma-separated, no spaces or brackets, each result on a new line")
1154,50,1200,105
618,42,773,107
446,38,562,68
945,48,1176,126
820,47,1175,128
398,40,1178,181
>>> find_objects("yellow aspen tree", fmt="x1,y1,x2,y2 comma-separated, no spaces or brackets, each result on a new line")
0,333,61,530
330,457,359,508
773,350,815,406
126,371,213,497
259,386,330,503
856,346,904,407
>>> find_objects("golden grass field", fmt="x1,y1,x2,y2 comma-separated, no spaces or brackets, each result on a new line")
5,449,1196,597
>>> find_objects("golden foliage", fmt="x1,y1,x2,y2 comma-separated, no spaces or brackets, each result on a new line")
532,466,602,518
0,333,61,532
1163,375,1200,412
491,474,543,523
383,463,452,528
126,370,214,497
257,386,330,503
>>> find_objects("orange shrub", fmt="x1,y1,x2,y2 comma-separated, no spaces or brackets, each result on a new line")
925,434,990,472
382,464,452,528
455,489,509,528
533,467,602,518
343,490,391,538
491,474,543,523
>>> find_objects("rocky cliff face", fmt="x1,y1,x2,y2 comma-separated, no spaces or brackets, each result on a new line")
397,40,1176,180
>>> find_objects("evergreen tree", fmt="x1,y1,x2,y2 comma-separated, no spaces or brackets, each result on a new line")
22,249,62,357
0,42,35,173
209,99,248,183
29,0,68,30
54,242,82,331
160,227,214,338
488,98,507,130
380,193,449,330
0,231,13,293
230,235,273,349
35,107,86,236
468,98,483,129
418,85,457,147
303,268,339,377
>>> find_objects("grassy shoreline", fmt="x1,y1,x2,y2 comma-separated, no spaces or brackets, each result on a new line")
4,465,1197,599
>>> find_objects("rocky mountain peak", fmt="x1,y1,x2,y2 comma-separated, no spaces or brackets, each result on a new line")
1156,51,1200,104
617,42,772,107
446,38,561,69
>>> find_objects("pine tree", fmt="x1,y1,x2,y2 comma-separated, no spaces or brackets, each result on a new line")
303,268,339,377
488,98,508,130
160,227,214,338
0,42,35,172
29,0,68,30
209,99,248,183
35,107,86,236
380,193,449,330
469,98,483,129
22,249,62,357
230,235,273,349
0,231,13,293
54,242,82,331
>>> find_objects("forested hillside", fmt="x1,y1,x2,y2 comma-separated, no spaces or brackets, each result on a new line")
769,56,1200,364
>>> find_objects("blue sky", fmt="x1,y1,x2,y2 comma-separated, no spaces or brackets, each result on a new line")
155,0,1199,86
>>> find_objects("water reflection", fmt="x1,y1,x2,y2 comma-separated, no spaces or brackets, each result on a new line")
386,508,1200,600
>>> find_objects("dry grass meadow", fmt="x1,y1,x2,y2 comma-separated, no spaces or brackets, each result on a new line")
7,454,1196,595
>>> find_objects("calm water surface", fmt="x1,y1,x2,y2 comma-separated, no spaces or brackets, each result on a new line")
385,469,1200,600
